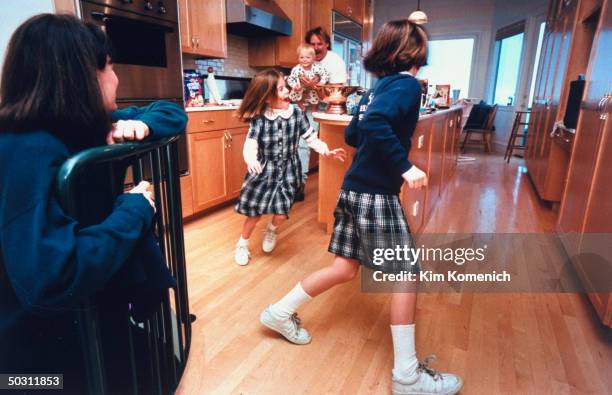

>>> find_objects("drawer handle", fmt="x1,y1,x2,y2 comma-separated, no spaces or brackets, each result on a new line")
411,201,420,217
449,119,454,127
201,119,215,124
417,135,425,149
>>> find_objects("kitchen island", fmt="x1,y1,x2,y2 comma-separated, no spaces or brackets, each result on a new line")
314,106,463,234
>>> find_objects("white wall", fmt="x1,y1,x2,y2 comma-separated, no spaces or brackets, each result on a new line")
374,0,496,100
0,0,55,74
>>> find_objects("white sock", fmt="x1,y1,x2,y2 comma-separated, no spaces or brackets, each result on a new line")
270,282,312,319
391,324,419,381
237,235,249,246
268,222,278,231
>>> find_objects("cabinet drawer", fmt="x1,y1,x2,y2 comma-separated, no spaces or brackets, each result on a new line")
409,118,432,169
226,111,248,129
187,111,227,133
401,184,425,235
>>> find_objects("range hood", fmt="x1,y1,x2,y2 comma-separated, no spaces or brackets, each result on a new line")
226,0,292,36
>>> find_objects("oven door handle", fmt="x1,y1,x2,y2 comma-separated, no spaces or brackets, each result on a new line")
89,11,174,32
91,11,109,21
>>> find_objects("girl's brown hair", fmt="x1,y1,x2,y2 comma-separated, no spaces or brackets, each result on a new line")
236,69,283,122
363,19,428,78
0,14,112,150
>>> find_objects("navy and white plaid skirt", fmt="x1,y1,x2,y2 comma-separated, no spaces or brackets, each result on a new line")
328,189,420,274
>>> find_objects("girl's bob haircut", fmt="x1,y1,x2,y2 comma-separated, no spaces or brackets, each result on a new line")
0,14,114,150
235,69,284,122
363,19,429,78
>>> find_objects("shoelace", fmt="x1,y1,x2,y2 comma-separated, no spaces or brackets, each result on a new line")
288,313,302,335
237,245,250,257
263,228,276,242
417,355,442,381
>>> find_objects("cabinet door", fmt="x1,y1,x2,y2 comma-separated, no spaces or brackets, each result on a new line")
276,0,309,67
180,174,194,218
189,131,227,212
441,113,458,191
225,128,248,198
401,184,425,235
349,0,364,24
539,5,576,191
185,0,227,58
249,0,309,68
178,0,192,53
334,0,363,24
426,116,445,219
405,117,432,232
559,1,611,326
525,31,550,169
535,19,564,190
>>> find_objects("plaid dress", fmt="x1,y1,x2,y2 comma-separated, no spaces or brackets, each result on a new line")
235,105,312,217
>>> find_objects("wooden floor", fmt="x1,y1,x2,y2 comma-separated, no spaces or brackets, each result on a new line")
176,153,612,395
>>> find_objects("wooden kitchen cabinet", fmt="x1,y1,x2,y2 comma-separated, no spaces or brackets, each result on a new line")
316,108,462,234
179,0,227,58
334,0,364,24
524,0,597,202
426,116,445,219
184,111,249,217
557,0,611,327
401,117,433,235
441,112,462,191
189,130,228,212
249,0,309,68
225,128,248,197
180,175,194,218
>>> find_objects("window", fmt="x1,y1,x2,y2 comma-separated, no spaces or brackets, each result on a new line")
528,22,546,107
492,25,525,106
418,38,475,99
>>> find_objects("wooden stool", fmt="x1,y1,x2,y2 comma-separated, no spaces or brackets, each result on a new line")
504,110,530,163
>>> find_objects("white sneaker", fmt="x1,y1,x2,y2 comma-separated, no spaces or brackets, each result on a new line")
392,356,463,395
260,305,311,345
235,243,251,266
262,226,277,253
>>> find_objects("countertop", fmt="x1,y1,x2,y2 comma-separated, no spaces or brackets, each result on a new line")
313,105,464,125
185,105,240,112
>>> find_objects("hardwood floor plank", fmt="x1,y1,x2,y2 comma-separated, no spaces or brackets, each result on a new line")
175,154,612,395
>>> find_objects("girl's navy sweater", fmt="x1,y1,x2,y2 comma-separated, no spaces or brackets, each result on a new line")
0,101,187,388
342,73,421,195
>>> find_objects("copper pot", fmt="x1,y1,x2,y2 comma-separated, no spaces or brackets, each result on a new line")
315,84,361,114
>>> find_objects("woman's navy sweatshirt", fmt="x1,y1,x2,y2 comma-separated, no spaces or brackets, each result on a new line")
0,101,187,385
342,73,421,195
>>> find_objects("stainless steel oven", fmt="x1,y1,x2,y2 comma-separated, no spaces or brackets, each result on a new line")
80,0,188,174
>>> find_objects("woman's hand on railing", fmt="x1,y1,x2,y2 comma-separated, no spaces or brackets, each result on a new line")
106,120,150,144
129,181,156,212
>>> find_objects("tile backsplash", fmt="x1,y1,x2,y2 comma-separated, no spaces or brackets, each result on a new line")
183,34,257,79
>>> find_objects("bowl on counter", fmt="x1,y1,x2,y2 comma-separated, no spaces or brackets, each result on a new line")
315,84,363,115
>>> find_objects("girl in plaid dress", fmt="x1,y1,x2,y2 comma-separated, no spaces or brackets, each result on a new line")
233,69,345,266
260,21,463,395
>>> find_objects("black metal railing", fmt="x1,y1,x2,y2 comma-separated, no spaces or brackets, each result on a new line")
55,136,192,395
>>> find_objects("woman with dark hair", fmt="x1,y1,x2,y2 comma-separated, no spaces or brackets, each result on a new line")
262,20,462,394
0,14,186,393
